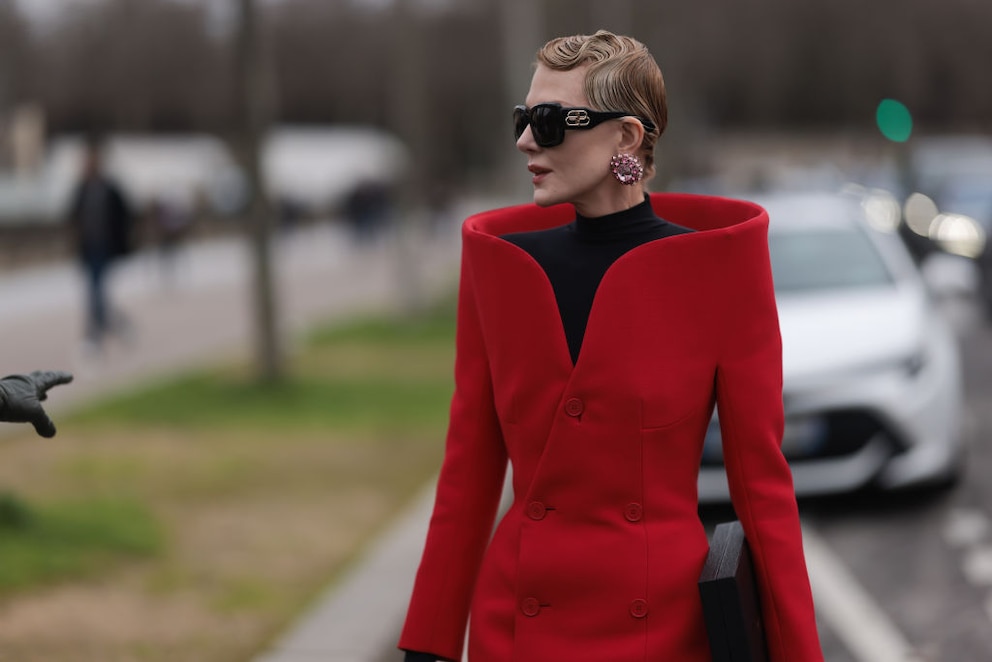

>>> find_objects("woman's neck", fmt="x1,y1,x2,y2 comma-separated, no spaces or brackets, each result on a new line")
572,185,645,218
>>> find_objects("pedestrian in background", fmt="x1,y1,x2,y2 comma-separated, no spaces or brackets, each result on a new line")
343,178,393,245
66,139,135,353
399,31,822,661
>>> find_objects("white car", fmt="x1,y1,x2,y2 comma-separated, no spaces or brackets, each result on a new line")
698,191,966,502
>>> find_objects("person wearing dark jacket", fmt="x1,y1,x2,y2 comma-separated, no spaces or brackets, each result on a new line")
399,31,823,661
66,141,135,350
0,371,72,438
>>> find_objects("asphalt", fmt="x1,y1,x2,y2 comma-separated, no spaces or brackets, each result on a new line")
0,203,493,661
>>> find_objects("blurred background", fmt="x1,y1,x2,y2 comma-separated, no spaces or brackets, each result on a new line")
0,0,991,660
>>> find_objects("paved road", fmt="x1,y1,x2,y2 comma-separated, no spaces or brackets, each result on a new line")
800,296,992,662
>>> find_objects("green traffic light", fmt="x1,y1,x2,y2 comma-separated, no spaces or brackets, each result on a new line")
876,99,913,143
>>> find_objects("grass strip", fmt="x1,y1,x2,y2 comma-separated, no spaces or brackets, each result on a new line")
0,493,162,591
0,297,458,661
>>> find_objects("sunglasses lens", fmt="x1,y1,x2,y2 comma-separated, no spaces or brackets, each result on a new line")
513,106,529,140
513,104,565,147
531,105,562,147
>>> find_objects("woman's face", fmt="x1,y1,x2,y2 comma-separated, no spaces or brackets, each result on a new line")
516,64,627,213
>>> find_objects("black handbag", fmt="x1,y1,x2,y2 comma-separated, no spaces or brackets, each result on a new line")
697,520,769,662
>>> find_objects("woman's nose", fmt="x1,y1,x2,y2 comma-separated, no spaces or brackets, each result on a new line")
516,125,538,153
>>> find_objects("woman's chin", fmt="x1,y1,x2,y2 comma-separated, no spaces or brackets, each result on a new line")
532,188,564,208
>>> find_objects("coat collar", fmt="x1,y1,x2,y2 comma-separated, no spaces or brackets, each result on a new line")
463,192,768,239
459,192,772,376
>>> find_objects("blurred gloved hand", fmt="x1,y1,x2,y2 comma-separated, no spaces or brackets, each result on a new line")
404,651,443,662
0,371,74,438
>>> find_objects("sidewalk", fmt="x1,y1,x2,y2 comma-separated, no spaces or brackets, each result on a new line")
0,202,494,661
0,212,469,415
254,481,442,662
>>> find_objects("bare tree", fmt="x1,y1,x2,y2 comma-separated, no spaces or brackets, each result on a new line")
497,0,546,195
0,0,31,158
5,0,992,178
26,0,229,134
234,0,282,383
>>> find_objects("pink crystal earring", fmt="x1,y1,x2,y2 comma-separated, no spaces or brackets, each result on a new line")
610,154,644,186
610,153,644,185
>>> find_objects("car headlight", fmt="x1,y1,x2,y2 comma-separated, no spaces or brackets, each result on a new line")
929,212,987,259
848,348,929,380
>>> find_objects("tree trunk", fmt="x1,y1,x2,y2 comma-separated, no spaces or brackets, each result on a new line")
388,0,431,317
235,0,282,383
499,0,546,197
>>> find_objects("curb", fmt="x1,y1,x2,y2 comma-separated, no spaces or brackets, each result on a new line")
253,482,436,662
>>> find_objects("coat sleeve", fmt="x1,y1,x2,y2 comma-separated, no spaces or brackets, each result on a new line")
398,236,508,661
713,221,824,661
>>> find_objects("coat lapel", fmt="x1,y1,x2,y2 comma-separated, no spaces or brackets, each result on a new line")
469,234,574,376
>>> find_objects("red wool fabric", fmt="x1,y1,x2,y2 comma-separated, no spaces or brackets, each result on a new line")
399,193,824,662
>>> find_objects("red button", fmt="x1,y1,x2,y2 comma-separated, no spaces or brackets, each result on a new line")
526,501,547,520
564,397,584,417
624,502,643,522
629,599,649,619
521,597,541,617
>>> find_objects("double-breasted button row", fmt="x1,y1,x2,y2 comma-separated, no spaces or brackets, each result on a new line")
564,397,584,417
527,501,638,522
521,596,646,619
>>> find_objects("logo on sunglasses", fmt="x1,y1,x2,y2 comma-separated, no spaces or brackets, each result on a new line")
564,109,591,127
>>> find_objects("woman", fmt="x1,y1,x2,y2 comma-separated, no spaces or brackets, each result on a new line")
399,31,823,661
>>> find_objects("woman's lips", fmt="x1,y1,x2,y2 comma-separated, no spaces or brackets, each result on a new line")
529,165,550,185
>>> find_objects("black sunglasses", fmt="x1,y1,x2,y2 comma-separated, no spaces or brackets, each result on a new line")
513,102,656,148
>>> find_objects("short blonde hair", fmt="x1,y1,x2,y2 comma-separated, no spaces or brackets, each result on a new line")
537,30,667,177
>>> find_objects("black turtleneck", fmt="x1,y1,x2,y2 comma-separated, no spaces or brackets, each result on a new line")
501,195,693,364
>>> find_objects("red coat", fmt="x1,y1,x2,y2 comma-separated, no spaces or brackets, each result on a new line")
400,193,823,661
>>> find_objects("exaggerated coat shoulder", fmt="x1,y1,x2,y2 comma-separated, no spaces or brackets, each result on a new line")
399,193,823,661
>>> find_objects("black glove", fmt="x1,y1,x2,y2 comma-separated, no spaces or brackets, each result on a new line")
404,651,441,662
0,371,73,438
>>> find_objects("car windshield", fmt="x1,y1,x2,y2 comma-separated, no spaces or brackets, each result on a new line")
769,227,894,293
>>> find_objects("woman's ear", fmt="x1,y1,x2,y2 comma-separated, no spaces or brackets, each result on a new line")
617,118,646,154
